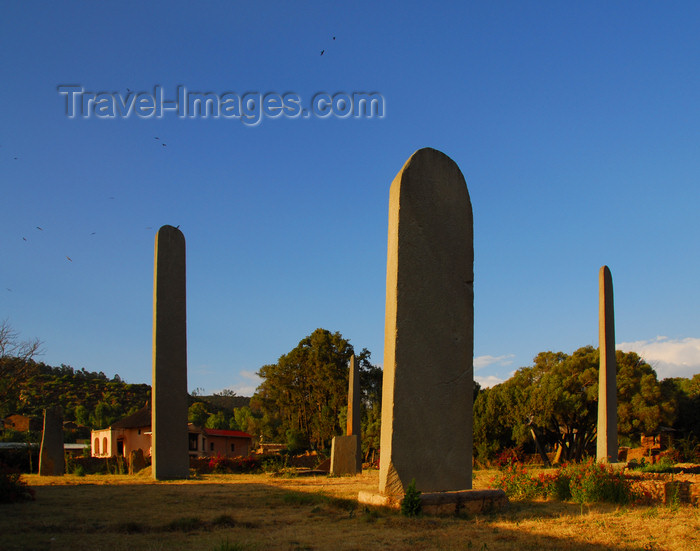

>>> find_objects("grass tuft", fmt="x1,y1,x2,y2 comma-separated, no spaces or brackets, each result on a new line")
164,516,204,532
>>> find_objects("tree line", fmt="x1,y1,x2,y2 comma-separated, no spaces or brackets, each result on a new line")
474,346,700,463
4,319,698,462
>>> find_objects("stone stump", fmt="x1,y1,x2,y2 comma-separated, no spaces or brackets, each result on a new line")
152,225,189,480
129,448,147,474
330,436,361,475
39,407,64,476
331,354,362,475
597,265,618,463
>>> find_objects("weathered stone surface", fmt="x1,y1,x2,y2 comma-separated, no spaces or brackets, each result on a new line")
152,225,189,480
597,265,618,463
329,355,363,475
357,489,507,516
129,448,147,474
39,407,64,476
378,148,474,497
330,435,361,475
347,354,361,437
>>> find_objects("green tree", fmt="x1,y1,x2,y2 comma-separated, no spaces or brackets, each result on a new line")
188,402,209,427
253,328,355,450
662,373,700,440
205,411,228,429
74,405,90,426
473,346,677,463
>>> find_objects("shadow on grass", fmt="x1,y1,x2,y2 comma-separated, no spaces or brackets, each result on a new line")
1,478,679,551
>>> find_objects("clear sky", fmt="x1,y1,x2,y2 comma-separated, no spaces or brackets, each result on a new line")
2,1,699,395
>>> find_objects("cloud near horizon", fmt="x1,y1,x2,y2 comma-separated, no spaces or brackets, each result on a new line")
474,374,508,388
473,354,516,370
617,336,700,380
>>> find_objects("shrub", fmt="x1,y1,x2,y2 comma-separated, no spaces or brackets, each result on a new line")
401,478,422,517
0,463,35,503
491,463,541,499
492,448,523,469
565,459,633,504
635,456,676,474
492,460,632,504
206,455,262,474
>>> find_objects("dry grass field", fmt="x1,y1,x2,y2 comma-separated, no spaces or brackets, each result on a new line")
2,469,698,551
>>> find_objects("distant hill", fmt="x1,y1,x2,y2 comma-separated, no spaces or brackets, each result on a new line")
195,393,250,411
1,357,251,435
0,358,151,432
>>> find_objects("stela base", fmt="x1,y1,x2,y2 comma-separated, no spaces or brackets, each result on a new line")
358,489,508,516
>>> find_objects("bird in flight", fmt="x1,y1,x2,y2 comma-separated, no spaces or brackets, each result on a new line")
155,137,159,140
36,226,43,231
162,143,167,147
66,256,72,262
320,49,325,56
22,237,27,241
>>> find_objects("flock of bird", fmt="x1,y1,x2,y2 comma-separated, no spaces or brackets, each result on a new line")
5,34,337,291
4,137,167,293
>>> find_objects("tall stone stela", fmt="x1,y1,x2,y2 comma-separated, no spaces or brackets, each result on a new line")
347,354,361,437
378,148,474,497
38,406,64,476
597,265,618,462
152,225,189,480
330,355,362,475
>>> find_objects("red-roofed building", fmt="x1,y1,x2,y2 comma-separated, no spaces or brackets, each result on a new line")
188,426,254,458
91,406,253,460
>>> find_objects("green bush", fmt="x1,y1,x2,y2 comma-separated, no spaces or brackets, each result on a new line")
400,478,422,517
492,459,632,504
634,456,676,474
0,464,35,503
565,459,632,504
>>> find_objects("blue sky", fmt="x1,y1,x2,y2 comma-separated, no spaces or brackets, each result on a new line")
1,1,699,394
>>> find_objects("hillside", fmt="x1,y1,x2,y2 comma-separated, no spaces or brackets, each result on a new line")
0,356,251,438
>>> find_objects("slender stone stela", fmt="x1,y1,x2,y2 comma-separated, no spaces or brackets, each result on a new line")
152,225,189,480
39,406,64,476
330,354,362,475
378,147,474,496
597,265,618,463
347,354,361,438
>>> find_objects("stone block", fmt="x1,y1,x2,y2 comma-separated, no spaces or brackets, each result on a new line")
39,407,64,476
330,435,361,475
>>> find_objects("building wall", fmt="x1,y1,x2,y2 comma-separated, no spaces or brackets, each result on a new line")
91,427,151,458
91,428,115,457
204,436,251,457
123,428,151,458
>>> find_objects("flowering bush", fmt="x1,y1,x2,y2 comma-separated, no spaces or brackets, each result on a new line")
492,459,632,504
491,463,541,499
492,448,524,469
564,459,632,504
205,455,261,474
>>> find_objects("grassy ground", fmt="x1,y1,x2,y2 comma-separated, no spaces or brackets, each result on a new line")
2,469,698,551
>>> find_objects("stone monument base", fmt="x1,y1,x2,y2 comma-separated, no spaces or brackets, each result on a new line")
330,435,361,475
358,488,507,516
